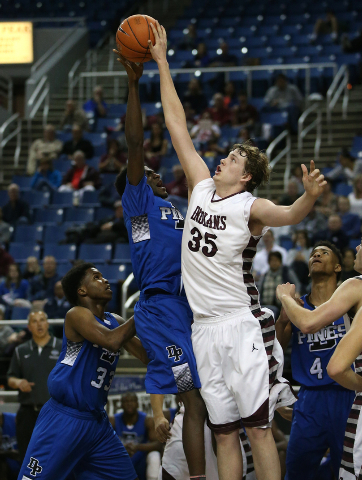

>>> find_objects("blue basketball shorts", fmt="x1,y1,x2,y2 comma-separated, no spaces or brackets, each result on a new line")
285,385,355,480
134,292,201,394
18,398,137,480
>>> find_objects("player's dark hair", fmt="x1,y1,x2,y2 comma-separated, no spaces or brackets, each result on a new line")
231,140,271,192
311,240,342,281
115,168,128,198
268,251,282,263
61,262,95,306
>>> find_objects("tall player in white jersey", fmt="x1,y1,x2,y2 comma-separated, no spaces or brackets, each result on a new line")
149,22,326,480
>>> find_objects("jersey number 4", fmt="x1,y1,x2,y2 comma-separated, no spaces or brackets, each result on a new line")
91,367,115,391
188,227,218,258
310,357,323,379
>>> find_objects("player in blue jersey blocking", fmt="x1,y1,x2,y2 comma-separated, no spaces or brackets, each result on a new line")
17,262,149,480
112,51,207,479
276,241,355,479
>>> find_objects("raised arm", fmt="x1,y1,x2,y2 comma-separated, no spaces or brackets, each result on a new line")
113,314,150,365
149,22,210,192
114,51,145,185
327,306,362,391
249,161,326,233
276,278,362,334
65,307,136,352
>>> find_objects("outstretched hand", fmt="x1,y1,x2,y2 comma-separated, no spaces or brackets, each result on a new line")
148,21,167,65
301,160,327,198
113,49,143,81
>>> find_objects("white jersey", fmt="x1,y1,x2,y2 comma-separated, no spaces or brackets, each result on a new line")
182,178,268,318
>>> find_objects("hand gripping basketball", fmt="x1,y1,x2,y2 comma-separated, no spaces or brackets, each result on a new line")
113,50,144,81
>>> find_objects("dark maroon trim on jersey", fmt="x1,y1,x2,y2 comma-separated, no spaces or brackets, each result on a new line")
207,417,241,433
162,468,177,480
340,393,362,476
211,190,246,203
242,398,270,427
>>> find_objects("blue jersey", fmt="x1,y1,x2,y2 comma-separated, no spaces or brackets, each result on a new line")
48,312,120,415
1,412,20,474
291,294,348,387
114,410,148,466
122,175,184,295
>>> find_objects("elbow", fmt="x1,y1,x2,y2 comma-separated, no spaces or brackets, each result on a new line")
327,360,343,380
299,323,316,335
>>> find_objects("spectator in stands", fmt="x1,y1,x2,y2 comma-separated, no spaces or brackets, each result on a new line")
59,99,88,131
230,92,259,130
0,304,27,357
0,207,11,245
290,203,328,237
340,248,359,282
259,251,300,318
29,256,61,306
206,93,231,126
2,184,30,225
0,264,30,305
348,174,362,219
99,139,127,173
341,30,362,53
279,179,301,206
61,124,94,159
315,178,337,217
165,165,188,199
223,81,238,108
83,85,107,121
253,229,288,277
143,122,168,172
190,111,221,148
182,79,208,115
313,213,350,251
285,230,312,293
210,41,237,67
83,199,128,244
337,196,361,238
30,157,62,193
44,281,70,338
178,23,198,50
192,42,210,68
264,74,303,133
326,148,362,185
59,150,102,203
22,257,41,281
290,165,304,194
26,124,63,175
311,9,338,43
0,247,14,279
200,138,227,158
234,127,256,146
183,102,197,132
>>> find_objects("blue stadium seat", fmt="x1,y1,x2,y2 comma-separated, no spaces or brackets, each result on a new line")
268,36,289,47
95,118,120,133
351,136,362,158
22,191,50,208
9,243,41,262
81,190,100,207
279,235,294,251
34,208,64,225
248,98,266,111
257,25,280,36
43,244,77,263
220,126,241,140
112,244,131,263
65,208,95,223
160,155,181,170
87,158,99,169
13,225,44,244
43,224,69,244
50,192,73,208
11,306,31,320
107,104,127,118
260,111,288,126
104,281,119,313
100,173,117,186
78,243,113,263
57,263,72,277
142,102,163,117
0,190,8,207
53,158,72,173
56,131,72,143
83,132,105,146
173,50,195,62
243,37,267,48
12,175,32,190
335,183,353,196
292,34,310,46
263,15,287,26
93,144,107,156
349,239,360,250
297,46,320,56
93,263,131,282
234,26,258,37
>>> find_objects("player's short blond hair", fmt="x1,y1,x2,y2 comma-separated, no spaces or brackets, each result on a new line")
231,140,271,192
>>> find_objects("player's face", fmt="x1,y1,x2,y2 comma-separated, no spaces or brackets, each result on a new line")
121,394,138,415
213,149,251,190
145,167,168,199
81,268,112,301
308,246,340,277
355,243,362,273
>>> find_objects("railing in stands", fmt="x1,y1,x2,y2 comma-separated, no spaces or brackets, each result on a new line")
0,75,13,113
0,114,22,182
326,64,349,144
26,75,50,148
266,129,291,198
298,101,322,160
76,63,338,104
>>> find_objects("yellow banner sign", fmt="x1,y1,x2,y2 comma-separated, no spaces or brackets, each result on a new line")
0,22,33,64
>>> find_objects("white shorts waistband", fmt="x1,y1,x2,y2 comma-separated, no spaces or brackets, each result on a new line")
193,307,253,325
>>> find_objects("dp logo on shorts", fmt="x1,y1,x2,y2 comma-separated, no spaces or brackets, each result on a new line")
27,457,43,476
166,345,183,362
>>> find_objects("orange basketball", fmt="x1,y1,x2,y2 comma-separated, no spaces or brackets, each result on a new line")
116,14,157,63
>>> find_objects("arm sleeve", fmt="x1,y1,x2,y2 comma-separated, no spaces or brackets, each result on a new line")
122,175,155,217
7,348,21,379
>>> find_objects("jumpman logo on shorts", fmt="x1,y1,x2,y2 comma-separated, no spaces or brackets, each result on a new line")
252,343,258,352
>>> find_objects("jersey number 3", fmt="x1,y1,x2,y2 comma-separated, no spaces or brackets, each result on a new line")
91,367,115,391
188,227,218,258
